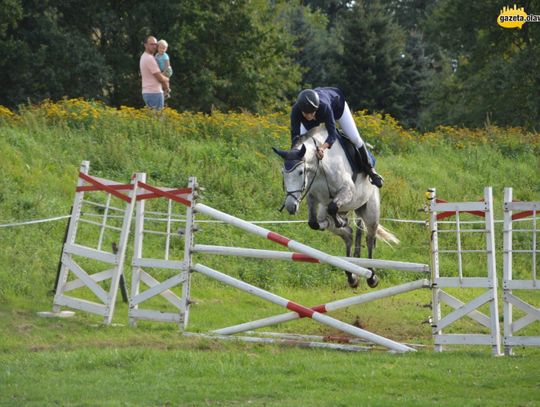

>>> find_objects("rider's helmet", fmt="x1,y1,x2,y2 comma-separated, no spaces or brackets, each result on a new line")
296,89,319,114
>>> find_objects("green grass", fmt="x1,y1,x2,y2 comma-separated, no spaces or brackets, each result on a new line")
1,297,540,407
1,105,539,406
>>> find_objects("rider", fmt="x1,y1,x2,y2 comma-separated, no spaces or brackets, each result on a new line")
290,87,384,188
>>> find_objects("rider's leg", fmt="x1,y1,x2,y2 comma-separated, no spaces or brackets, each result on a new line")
338,103,384,188
357,144,383,188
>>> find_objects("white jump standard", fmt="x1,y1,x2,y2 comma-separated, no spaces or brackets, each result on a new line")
427,187,502,356
503,187,540,354
48,161,141,324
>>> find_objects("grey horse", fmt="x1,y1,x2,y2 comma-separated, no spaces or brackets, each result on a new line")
273,125,398,288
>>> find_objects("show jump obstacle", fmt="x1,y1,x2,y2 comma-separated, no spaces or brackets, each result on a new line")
44,161,539,355
503,187,540,355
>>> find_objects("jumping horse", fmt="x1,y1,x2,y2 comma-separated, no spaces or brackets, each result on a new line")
273,125,398,288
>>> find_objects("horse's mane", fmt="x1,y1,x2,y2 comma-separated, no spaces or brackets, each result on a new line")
293,125,328,150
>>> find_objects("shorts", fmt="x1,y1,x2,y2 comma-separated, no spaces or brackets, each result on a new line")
142,93,164,110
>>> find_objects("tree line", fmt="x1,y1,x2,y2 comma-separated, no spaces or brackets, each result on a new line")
1,0,538,130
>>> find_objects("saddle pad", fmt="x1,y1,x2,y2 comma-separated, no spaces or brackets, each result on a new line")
336,130,376,171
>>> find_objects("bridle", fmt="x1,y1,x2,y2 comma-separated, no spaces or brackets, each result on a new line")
278,140,321,212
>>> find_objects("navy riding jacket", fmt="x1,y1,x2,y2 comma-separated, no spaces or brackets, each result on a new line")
290,87,346,147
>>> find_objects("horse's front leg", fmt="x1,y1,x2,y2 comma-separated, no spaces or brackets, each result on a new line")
307,194,322,230
327,181,355,228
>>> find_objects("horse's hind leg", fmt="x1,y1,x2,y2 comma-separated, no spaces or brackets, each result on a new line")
354,217,363,258
328,220,358,288
355,203,380,288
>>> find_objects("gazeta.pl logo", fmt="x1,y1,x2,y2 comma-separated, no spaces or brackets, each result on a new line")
498,4,540,29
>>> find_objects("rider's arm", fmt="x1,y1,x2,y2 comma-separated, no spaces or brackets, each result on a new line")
290,105,303,147
320,104,337,148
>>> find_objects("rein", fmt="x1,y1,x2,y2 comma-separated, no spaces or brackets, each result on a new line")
278,139,321,212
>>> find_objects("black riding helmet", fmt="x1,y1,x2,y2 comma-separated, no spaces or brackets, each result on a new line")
296,89,319,114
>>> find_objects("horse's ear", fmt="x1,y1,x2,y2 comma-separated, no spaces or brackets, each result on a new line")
299,144,306,158
272,147,287,159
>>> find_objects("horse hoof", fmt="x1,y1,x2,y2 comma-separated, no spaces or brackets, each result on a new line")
367,274,379,288
308,220,320,230
348,276,359,289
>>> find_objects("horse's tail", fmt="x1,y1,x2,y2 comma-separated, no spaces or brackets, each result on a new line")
376,225,400,246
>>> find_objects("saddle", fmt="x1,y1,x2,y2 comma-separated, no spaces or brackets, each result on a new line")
335,129,376,183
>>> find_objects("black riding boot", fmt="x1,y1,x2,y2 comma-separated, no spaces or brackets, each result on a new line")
356,144,384,188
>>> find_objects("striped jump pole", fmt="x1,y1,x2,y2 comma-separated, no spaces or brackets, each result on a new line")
213,279,430,335
194,204,374,280
193,244,430,273
193,263,416,353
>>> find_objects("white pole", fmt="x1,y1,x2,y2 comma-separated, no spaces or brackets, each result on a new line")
484,187,502,356
129,172,147,328
104,172,143,325
183,332,371,352
214,279,430,335
53,161,90,314
503,187,513,355
193,263,415,353
193,244,429,272
194,204,374,280
427,188,443,352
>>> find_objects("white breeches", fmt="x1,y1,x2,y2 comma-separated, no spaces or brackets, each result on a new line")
300,102,364,148
338,102,364,148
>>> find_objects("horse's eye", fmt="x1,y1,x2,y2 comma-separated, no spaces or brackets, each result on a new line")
299,170,303,175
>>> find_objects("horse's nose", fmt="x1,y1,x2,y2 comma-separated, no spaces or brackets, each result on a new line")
285,202,298,215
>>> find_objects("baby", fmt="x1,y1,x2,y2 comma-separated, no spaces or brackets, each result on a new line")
155,39,173,98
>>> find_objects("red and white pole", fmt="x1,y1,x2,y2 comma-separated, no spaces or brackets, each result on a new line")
193,263,415,353
214,279,430,335
194,203,374,279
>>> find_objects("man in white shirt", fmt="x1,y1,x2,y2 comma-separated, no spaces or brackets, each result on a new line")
140,36,170,110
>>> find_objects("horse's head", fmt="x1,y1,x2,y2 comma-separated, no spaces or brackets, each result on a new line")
272,144,307,214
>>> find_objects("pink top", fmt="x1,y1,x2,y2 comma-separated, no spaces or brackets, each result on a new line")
140,52,162,93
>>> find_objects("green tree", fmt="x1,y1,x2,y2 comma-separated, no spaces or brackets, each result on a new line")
422,0,540,129
170,0,301,112
1,0,302,112
338,0,406,118
397,29,430,128
279,3,341,88
0,0,111,107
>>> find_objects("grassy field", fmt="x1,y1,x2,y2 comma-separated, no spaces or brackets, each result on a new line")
0,100,539,406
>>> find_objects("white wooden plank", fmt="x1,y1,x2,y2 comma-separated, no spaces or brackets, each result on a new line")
439,291,491,328
129,308,181,323
435,277,493,288
132,272,185,306
139,271,183,308
64,269,114,291
431,201,486,213
64,243,117,264
505,293,540,321
131,257,186,270
504,280,540,290
434,334,497,345
504,336,540,346
62,256,109,304
54,295,107,316
512,314,538,333
435,290,494,331
506,202,539,211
